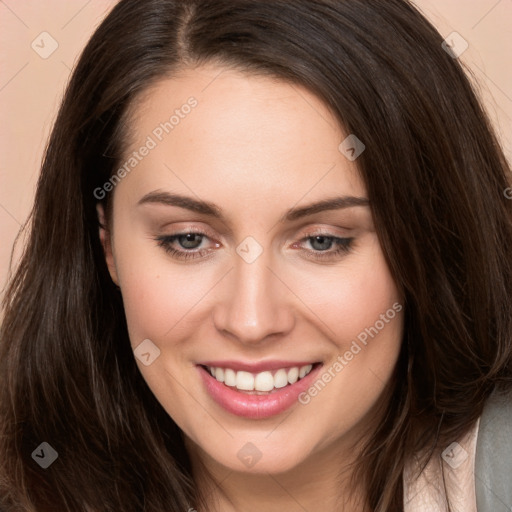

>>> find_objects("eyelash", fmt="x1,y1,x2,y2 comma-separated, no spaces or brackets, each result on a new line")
155,229,354,262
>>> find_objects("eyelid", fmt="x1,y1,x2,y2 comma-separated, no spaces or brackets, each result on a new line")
163,225,219,242
298,225,352,237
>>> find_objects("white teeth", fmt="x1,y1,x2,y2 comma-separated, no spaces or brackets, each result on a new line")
274,369,288,388
236,371,255,391
299,364,312,378
207,364,315,392
215,367,225,383
254,371,274,392
287,366,299,384
224,368,236,387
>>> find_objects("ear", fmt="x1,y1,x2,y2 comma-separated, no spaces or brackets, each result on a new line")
96,203,120,286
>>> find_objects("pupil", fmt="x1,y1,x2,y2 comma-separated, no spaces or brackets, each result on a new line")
313,236,332,251
181,234,202,249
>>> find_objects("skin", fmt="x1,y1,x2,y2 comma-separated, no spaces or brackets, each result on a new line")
97,64,404,512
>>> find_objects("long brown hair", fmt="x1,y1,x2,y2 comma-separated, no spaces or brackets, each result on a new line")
1,0,511,510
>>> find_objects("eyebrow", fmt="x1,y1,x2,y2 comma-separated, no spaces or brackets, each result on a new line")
137,190,370,223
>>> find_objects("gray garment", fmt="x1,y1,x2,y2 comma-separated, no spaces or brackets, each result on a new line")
475,387,512,512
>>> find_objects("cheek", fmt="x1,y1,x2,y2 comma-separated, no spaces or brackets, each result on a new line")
122,273,214,349
292,238,402,345
289,238,403,424
113,235,217,347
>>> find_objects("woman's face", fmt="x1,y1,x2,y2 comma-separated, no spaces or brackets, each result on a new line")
98,64,404,475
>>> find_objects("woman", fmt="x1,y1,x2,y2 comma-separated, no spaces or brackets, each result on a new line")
1,0,511,511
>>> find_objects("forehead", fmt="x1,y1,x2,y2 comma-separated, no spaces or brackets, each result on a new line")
116,64,366,211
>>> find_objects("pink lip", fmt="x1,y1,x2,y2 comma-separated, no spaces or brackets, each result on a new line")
197,363,323,419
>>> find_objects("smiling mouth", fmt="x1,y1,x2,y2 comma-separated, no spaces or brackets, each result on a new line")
199,363,322,394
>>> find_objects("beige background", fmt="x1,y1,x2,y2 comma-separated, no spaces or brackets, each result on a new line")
1,0,511,303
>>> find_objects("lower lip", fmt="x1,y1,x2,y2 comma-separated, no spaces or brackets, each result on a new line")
198,364,322,419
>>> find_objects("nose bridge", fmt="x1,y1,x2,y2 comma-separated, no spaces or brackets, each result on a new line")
213,245,294,344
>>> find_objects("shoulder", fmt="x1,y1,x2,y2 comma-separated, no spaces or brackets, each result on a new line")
403,416,479,512
475,386,512,512
404,389,512,511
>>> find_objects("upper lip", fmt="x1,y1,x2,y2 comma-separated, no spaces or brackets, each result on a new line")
199,360,319,373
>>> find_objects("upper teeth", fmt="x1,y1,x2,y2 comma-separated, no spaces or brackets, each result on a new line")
207,364,314,392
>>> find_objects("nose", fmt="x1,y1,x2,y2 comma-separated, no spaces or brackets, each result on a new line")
212,249,295,346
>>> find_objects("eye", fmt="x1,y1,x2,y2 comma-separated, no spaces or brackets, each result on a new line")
154,229,354,262
296,233,354,261
155,231,219,261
